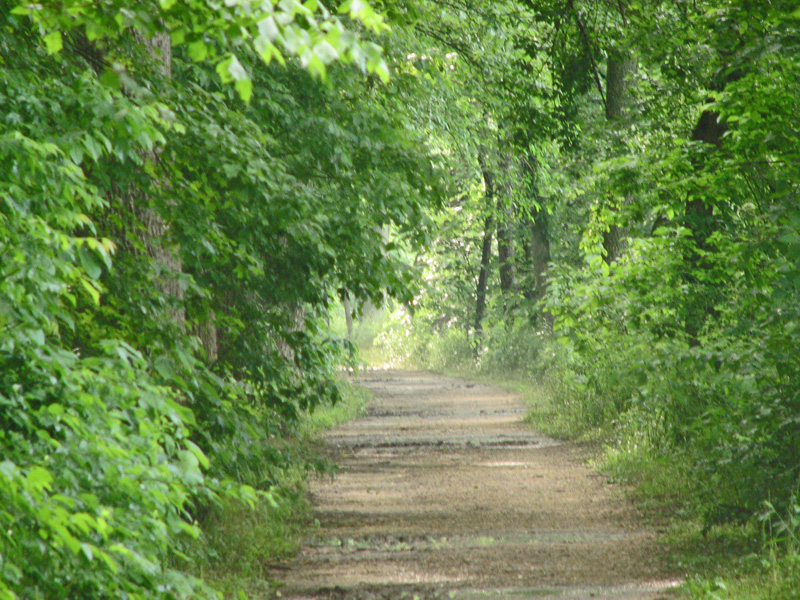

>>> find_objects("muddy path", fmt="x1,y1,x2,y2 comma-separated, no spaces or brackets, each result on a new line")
272,370,678,599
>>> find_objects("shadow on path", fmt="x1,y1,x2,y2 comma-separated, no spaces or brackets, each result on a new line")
272,370,679,600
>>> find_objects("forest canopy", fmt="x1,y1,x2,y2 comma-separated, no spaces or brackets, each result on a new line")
2,0,800,598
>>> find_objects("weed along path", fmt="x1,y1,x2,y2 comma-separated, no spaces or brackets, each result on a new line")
272,370,678,599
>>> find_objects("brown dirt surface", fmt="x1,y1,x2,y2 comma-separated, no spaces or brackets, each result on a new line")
270,370,680,600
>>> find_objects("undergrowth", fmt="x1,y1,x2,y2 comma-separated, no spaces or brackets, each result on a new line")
193,379,370,598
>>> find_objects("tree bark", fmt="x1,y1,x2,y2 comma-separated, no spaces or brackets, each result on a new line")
602,51,635,264
497,221,515,294
521,154,553,328
496,161,516,297
194,318,218,363
343,294,354,339
683,109,727,345
475,150,496,345
527,207,551,303
134,32,186,324
495,150,517,319
605,52,634,122
275,303,306,361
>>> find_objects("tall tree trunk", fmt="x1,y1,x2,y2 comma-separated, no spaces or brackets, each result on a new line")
497,220,515,294
475,151,496,346
521,154,553,328
497,174,516,298
527,207,551,303
195,318,218,364
343,293,354,339
275,302,306,361
135,32,217,363
128,32,188,327
602,50,635,264
683,109,727,345
605,52,634,122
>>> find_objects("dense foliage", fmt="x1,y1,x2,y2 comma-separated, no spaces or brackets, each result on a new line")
371,0,800,592
0,1,443,598
5,0,800,597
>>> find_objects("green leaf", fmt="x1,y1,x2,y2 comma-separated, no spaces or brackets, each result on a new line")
78,244,103,280
216,56,234,83
184,440,210,469
315,40,339,63
44,31,63,54
235,78,253,104
178,449,199,471
99,67,122,90
227,54,247,80
47,404,65,416
257,16,280,42
80,543,94,562
26,466,53,492
30,329,45,346
188,40,208,62
80,279,101,305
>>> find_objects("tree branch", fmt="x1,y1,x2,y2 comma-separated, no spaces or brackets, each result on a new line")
567,0,607,114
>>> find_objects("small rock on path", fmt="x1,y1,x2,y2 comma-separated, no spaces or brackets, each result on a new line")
272,370,679,599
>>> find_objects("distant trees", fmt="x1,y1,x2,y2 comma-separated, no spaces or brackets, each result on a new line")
390,0,800,530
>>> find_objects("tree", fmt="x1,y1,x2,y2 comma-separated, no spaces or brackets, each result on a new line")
0,0,451,597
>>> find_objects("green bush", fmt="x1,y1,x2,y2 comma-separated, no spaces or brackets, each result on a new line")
477,322,548,376
0,131,221,599
427,326,474,371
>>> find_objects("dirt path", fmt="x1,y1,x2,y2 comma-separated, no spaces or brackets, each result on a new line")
272,370,678,599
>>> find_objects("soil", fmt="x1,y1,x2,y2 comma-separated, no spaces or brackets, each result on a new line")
271,370,680,600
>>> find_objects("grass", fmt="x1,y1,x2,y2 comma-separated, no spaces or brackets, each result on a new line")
301,377,369,435
200,470,311,599
680,552,800,600
195,378,371,599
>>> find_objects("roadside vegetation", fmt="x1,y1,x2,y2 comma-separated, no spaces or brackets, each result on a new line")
192,381,370,599
3,0,799,599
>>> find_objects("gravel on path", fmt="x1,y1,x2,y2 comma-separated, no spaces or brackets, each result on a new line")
271,370,679,600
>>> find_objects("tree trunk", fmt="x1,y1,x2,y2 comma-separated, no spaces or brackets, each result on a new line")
134,33,186,324
683,109,727,345
275,303,306,361
528,207,551,303
475,151,496,346
497,152,516,298
343,294,354,339
194,318,218,363
605,52,634,122
497,226,515,293
521,154,553,328
136,32,222,363
602,51,635,264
